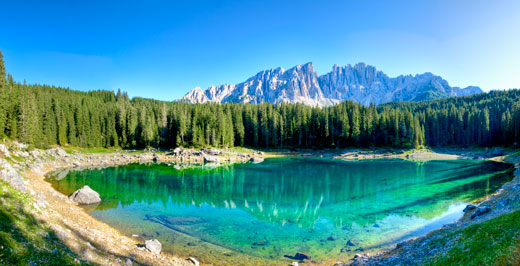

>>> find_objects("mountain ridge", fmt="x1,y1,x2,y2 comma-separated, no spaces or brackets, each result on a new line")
179,63,483,106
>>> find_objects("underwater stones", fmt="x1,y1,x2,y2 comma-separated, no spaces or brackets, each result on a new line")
252,240,267,246
291,262,299,266
334,262,345,266
145,239,162,254
250,157,264,163
69,185,101,205
293,252,311,261
327,235,338,241
463,204,477,212
471,206,491,219
346,240,356,246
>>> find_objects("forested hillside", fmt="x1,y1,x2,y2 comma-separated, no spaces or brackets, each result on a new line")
0,51,519,150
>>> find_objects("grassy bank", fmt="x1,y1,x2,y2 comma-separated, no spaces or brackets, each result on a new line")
0,181,83,265
427,210,520,265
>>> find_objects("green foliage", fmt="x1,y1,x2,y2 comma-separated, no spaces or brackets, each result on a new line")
427,210,520,266
0,50,519,150
0,182,82,265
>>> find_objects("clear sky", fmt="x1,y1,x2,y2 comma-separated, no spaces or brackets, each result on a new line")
1,0,519,100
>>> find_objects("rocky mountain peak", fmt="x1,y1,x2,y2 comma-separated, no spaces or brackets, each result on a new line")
179,63,483,106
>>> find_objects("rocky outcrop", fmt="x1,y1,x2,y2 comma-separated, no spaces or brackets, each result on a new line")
69,185,101,205
179,63,482,106
250,157,264,163
145,239,162,254
203,148,222,156
203,155,220,163
470,206,491,219
0,144,10,157
0,158,26,192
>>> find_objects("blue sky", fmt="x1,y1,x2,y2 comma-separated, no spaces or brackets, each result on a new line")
1,0,519,100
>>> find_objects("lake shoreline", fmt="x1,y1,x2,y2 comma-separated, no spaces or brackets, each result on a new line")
1,142,518,266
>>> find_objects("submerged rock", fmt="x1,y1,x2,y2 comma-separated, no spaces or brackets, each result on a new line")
253,240,267,246
145,239,162,254
293,252,311,261
69,185,101,205
346,240,356,246
471,206,491,219
327,235,337,241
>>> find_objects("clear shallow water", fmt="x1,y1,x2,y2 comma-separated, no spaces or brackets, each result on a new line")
48,158,514,265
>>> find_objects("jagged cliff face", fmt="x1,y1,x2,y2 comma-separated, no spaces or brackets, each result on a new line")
179,63,482,106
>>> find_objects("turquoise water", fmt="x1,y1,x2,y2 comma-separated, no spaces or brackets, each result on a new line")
48,158,514,265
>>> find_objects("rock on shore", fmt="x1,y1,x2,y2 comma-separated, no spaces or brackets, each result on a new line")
145,239,162,254
69,185,101,205
0,158,26,192
250,157,264,163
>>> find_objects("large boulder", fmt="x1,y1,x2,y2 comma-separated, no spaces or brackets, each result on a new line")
0,158,26,192
203,148,222,156
0,144,10,157
172,147,183,155
203,155,220,163
250,157,264,163
69,185,101,205
471,206,491,219
463,204,477,212
145,239,162,254
487,148,504,157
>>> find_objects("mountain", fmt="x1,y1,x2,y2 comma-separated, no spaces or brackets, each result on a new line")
179,63,483,106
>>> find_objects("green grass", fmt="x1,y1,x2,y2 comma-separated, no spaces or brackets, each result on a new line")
427,210,520,266
228,146,256,154
0,182,84,265
61,145,122,154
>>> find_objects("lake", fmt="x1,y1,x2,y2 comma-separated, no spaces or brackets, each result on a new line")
48,157,514,265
